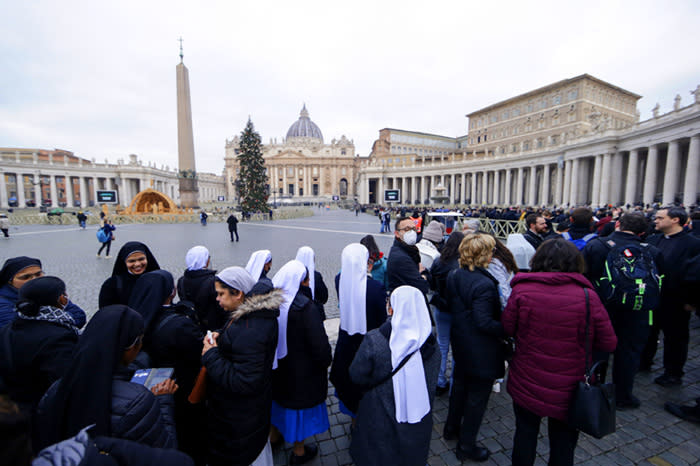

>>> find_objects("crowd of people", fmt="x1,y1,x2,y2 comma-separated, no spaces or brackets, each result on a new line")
0,202,699,466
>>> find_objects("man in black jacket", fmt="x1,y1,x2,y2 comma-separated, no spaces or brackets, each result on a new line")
523,214,547,251
386,217,430,295
641,206,700,387
583,213,663,409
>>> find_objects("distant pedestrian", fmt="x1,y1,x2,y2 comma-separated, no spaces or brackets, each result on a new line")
226,213,239,242
269,209,273,221
200,211,208,226
96,220,116,259
76,211,87,229
0,213,9,238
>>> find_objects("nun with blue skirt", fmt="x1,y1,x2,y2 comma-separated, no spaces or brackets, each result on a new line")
270,260,332,465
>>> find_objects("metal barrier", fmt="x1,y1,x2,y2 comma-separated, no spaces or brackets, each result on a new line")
477,218,526,239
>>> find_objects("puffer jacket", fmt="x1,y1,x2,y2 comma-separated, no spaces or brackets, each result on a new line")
502,272,617,421
37,367,177,450
33,426,194,466
202,285,281,466
0,284,86,329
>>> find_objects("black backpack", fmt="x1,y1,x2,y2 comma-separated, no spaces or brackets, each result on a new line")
595,239,662,312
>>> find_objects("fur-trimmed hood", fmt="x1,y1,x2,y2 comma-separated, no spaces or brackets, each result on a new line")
230,288,283,321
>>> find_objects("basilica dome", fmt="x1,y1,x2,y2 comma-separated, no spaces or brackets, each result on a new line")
286,104,323,142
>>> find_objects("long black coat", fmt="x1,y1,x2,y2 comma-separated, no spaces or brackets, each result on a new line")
176,268,226,331
202,287,281,466
147,306,204,464
446,267,505,380
386,238,430,295
272,291,332,409
0,319,78,412
329,274,387,414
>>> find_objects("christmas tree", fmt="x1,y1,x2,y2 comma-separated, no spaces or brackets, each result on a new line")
237,118,269,212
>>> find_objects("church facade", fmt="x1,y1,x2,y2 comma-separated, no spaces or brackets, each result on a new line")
224,106,358,203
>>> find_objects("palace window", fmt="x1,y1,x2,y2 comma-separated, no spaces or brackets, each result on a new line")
553,95,561,105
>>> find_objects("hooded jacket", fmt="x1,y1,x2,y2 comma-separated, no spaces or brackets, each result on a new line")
202,284,282,466
502,272,617,421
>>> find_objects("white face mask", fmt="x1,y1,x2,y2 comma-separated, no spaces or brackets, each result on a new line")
402,230,418,246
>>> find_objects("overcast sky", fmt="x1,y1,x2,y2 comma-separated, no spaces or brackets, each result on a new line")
2,0,699,174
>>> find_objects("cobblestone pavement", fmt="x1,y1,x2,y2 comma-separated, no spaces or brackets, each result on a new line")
2,209,700,465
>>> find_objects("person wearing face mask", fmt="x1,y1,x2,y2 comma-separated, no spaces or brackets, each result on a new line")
99,242,161,308
0,276,80,416
386,217,431,295
129,270,205,465
0,256,86,329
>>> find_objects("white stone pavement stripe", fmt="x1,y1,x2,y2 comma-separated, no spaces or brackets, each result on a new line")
242,222,380,236
10,224,139,236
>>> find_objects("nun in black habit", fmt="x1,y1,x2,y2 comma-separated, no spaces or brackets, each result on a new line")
98,242,160,308
129,270,205,465
0,276,79,414
35,305,178,451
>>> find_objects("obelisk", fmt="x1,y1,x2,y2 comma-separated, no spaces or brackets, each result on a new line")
176,38,199,208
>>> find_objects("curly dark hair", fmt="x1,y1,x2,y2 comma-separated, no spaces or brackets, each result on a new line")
530,237,585,273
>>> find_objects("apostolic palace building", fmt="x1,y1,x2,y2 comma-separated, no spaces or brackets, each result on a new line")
358,74,700,208
1,74,698,210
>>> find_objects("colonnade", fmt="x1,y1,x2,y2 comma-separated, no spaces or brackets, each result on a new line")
361,133,700,208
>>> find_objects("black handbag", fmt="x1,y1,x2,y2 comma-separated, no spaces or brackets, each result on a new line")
568,288,616,439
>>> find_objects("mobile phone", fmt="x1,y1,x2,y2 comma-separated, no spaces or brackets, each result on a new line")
206,330,214,345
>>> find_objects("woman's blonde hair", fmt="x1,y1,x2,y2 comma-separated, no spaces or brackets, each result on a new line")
458,233,496,271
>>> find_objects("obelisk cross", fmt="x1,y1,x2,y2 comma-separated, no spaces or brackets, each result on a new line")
178,37,184,63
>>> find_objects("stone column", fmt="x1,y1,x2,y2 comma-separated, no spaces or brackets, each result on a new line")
610,152,624,205
683,135,700,206
554,161,564,206
563,160,572,206
377,176,384,204
0,172,8,208
34,174,41,207
591,155,602,207
493,170,501,205
504,169,512,205
542,164,551,207
79,177,87,207
570,158,582,206
282,166,287,195
481,171,488,205
643,145,658,205
17,174,26,208
528,166,537,207
516,167,524,205
625,150,639,206
450,173,456,204
50,175,58,207
460,174,466,204
92,177,99,205
470,173,477,205
663,140,680,205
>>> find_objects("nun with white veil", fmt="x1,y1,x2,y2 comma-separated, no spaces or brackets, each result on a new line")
295,246,329,320
269,260,332,465
349,286,439,466
330,243,387,419
245,249,273,288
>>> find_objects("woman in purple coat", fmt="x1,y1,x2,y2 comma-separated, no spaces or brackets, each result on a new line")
502,237,617,466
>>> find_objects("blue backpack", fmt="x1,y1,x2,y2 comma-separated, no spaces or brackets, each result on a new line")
595,239,662,312
96,228,109,243
562,231,597,250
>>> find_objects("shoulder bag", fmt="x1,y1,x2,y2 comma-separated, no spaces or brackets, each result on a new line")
568,288,616,438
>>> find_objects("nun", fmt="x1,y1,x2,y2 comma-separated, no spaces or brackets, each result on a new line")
129,270,205,464
245,249,273,288
0,256,86,329
0,276,80,414
330,243,387,419
36,305,178,451
202,266,282,466
295,246,329,320
176,246,225,331
270,260,332,465
349,286,439,466
98,242,160,308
